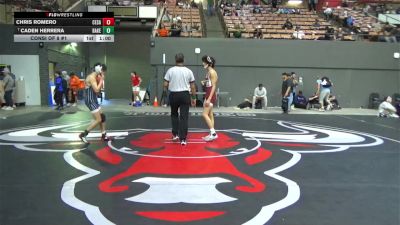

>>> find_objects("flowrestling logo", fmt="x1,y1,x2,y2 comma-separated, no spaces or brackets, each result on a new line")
0,121,384,225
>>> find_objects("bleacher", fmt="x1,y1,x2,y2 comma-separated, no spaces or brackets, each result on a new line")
222,5,333,39
331,7,382,37
159,6,204,37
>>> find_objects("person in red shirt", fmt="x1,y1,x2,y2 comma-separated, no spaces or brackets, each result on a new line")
130,71,142,106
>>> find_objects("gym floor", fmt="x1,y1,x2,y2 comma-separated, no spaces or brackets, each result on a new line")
0,102,399,225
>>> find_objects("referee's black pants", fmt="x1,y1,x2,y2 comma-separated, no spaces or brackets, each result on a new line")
169,91,190,141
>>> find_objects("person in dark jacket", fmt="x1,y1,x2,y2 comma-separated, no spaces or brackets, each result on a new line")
54,71,66,110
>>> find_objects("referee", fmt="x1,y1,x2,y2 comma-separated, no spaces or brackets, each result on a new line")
164,53,196,146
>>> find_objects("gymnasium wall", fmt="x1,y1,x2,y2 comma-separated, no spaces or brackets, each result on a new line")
150,38,400,108
88,31,154,100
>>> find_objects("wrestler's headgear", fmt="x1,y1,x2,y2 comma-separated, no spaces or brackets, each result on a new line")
94,63,107,73
201,55,215,68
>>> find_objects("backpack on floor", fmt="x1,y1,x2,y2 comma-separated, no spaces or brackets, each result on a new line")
368,92,381,109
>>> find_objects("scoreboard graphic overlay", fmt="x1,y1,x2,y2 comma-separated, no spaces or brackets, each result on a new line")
14,12,114,42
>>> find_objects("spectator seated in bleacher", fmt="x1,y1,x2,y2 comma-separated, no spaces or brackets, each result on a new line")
294,91,308,109
233,23,244,38
363,4,371,16
277,8,298,14
282,18,294,30
292,26,305,39
162,13,171,23
223,7,232,16
158,23,170,37
310,31,319,40
229,7,239,16
220,0,233,8
334,27,344,40
324,7,333,20
253,25,263,39
341,0,349,7
176,0,184,7
382,22,393,32
382,23,398,42
378,29,397,43
253,6,262,14
190,0,198,8
378,96,399,118
345,15,355,28
271,0,278,9
170,19,182,37
182,23,191,33
321,26,335,40
192,23,200,31
312,18,321,29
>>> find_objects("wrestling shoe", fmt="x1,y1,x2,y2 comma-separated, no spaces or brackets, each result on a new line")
180,139,187,146
79,132,88,143
203,133,218,142
172,135,179,142
101,133,113,142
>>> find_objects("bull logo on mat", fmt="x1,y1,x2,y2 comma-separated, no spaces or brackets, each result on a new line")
0,121,384,225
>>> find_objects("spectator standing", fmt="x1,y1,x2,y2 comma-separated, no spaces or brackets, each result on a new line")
54,71,66,110
1,68,14,110
290,72,299,110
0,76,4,107
318,76,333,111
308,0,317,12
7,66,17,108
130,71,142,106
62,71,71,106
69,72,81,107
207,0,215,17
281,73,293,113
